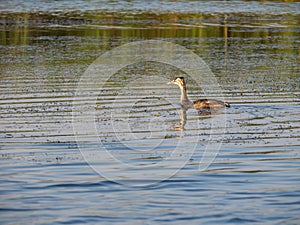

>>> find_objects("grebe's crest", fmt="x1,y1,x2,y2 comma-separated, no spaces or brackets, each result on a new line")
167,77,185,87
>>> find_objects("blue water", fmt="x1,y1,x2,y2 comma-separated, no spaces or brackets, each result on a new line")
1,0,299,15
1,1,300,224
1,144,300,224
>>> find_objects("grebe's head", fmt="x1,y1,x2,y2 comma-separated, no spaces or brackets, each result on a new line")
167,77,185,87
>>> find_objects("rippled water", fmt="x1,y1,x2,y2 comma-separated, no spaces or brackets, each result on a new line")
1,1,300,224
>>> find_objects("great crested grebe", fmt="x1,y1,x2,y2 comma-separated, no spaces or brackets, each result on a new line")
167,77,230,110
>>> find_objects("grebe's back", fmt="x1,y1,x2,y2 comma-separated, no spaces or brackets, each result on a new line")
193,99,230,110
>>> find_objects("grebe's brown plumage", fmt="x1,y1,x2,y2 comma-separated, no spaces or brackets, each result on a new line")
167,77,230,110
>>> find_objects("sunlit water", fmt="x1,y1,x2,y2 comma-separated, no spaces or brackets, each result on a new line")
1,1,300,224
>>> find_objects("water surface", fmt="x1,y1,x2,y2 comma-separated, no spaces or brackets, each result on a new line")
1,1,300,224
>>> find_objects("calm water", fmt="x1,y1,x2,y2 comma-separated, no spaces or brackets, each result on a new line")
1,1,300,224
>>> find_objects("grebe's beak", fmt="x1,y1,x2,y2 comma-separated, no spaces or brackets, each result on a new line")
167,80,175,85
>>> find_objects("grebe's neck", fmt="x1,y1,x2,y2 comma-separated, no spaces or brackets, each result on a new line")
179,82,192,106
179,85,188,102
